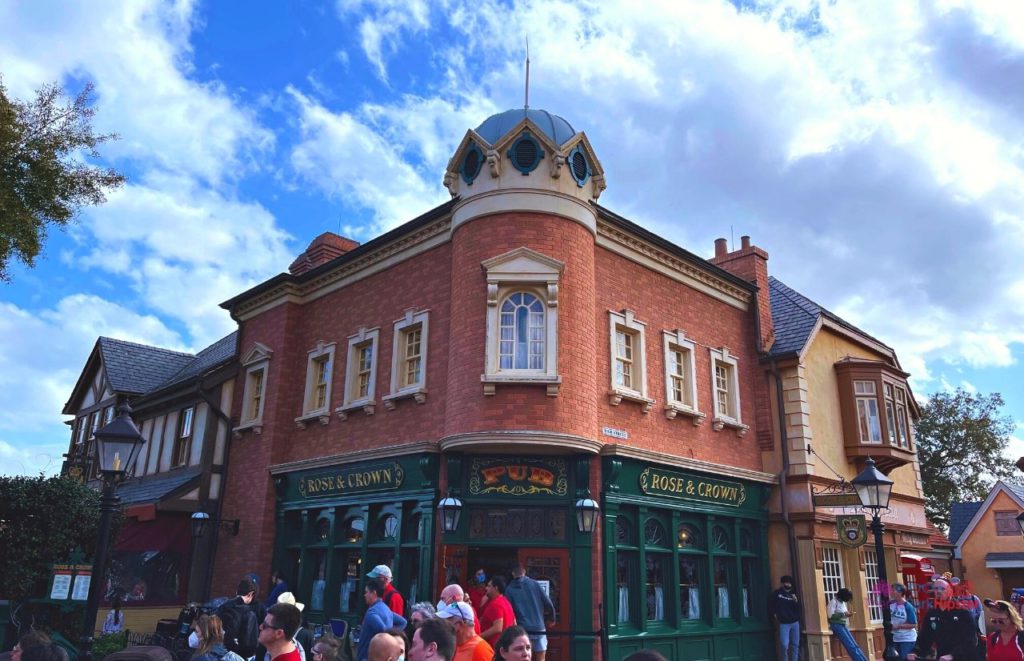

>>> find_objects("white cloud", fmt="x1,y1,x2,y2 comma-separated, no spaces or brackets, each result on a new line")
0,1,273,185
288,87,450,236
0,296,184,475
336,0,431,83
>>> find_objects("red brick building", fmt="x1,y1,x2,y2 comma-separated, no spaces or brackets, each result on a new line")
212,108,779,660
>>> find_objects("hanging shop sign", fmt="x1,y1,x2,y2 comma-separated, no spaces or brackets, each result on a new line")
468,457,568,496
297,461,404,498
639,467,747,507
837,514,868,548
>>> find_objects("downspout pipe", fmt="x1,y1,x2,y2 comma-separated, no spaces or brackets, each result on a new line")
770,359,803,625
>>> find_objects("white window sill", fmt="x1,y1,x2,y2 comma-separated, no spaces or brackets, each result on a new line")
232,420,263,439
665,404,705,424
608,388,655,413
712,416,749,437
382,387,427,410
481,373,561,396
294,410,331,430
335,400,376,420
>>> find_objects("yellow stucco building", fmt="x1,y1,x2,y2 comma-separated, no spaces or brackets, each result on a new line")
763,277,948,660
951,482,1024,603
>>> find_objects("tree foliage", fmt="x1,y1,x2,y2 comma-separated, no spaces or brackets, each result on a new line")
0,475,119,602
916,388,1016,530
0,80,125,281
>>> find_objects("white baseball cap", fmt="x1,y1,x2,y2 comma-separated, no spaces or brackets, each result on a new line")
367,564,393,580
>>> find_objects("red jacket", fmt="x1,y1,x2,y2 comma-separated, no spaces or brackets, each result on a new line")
383,583,405,618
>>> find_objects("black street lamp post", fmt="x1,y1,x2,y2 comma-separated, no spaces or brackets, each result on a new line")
851,457,900,661
80,404,146,661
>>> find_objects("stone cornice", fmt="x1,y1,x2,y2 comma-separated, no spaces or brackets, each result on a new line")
439,430,603,454
601,444,777,484
232,217,453,320
596,221,751,310
267,440,437,474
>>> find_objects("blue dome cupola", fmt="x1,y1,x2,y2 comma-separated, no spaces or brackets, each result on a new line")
444,107,606,234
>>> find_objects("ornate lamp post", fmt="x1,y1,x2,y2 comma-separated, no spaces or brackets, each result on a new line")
80,404,146,661
851,457,900,661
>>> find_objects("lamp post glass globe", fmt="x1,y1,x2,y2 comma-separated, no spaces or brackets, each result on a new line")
574,495,599,533
851,457,894,512
192,511,211,538
438,494,463,533
93,405,145,478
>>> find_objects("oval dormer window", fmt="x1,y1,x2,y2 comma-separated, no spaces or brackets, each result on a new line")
461,142,484,184
507,132,544,174
568,144,590,187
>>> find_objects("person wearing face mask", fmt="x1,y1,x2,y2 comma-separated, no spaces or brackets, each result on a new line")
437,584,480,635
190,614,246,661
768,575,800,661
467,569,488,611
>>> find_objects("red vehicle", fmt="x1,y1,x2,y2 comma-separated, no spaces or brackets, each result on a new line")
901,554,936,608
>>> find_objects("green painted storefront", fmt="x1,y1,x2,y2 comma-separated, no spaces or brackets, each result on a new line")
602,457,773,661
270,454,440,631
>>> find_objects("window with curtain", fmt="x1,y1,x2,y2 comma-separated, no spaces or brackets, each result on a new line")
500,292,545,370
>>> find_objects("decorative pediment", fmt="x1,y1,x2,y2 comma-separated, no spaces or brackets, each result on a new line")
241,342,273,366
481,246,565,282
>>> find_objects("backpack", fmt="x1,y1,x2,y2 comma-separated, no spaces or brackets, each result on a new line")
217,600,259,658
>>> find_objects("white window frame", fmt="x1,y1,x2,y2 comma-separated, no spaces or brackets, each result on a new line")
172,406,194,468
854,380,882,444
337,327,380,419
481,247,563,396
608,310,653,412
709,347,747,435
662,330,703,424
296,341,336,428
234,342,272,436
821,545,845,605
385,309,430,409
863,549,884,623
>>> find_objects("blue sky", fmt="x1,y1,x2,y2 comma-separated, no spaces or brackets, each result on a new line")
1,0,1023,475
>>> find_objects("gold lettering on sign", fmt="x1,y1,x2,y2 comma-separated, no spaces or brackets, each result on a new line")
640,467,747,507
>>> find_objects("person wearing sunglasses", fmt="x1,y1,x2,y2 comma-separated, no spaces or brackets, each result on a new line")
258,603,303,661
985,599,1024,661
311,634,342,661
436,601,492,661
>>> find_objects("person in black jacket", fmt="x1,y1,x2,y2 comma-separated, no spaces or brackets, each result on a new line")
907,578,980,661
768,575,801,661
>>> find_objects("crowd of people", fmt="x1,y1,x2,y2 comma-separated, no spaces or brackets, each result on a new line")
769,572,1024,660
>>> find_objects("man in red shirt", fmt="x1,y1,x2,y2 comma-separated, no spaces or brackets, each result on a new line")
367,565,405,618
258,603,302,661
478,576,516,648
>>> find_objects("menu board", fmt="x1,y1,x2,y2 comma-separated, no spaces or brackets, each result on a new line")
50,572,72,600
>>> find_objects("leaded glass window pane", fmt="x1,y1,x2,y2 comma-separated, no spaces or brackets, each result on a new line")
499,292,545,370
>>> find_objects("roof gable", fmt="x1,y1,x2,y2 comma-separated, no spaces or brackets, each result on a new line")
98,337,195,395
768,276,894,359
952,481,1024,548
147,332,238,394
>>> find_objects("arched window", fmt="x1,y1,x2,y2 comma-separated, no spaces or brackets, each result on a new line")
499,292,545,370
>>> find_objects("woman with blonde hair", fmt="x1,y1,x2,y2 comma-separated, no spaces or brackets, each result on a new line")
190,614,245,661
985,598,1024,661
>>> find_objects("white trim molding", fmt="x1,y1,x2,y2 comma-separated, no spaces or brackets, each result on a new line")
709,346,748,437
663,329,704,424
608,309,654,413
295,340,336,429
337,327,380,419
384,308,430,410
481,247,563,396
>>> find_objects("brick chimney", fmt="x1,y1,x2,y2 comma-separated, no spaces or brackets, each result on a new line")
289,232,360,276
709,235,774,353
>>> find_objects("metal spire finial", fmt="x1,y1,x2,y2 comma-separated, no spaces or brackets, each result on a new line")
524,37,530,110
